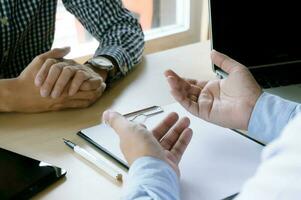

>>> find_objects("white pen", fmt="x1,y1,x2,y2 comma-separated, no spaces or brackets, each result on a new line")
63,138,123,182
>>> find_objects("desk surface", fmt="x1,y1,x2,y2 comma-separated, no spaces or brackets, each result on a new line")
0,41,215,199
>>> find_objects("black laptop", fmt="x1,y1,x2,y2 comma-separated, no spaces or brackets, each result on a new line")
209,0,301,101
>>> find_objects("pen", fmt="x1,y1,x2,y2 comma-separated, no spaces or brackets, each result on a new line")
63,138,123,182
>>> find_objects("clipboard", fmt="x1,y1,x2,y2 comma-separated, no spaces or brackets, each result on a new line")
77,103,264,200
77,105,164,169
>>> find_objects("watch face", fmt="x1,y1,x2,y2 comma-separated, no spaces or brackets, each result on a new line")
92,57,113,68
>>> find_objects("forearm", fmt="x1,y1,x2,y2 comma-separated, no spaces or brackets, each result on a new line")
0,79,16,112
94,22,144,75
123,157,180,200
63,0,145,81
236,114,301,199
248,92,300,144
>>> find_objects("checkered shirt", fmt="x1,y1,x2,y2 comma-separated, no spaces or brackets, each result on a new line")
0,0,144,81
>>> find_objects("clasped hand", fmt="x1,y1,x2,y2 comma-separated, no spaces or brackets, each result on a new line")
34,51,105,99
11,47,105,112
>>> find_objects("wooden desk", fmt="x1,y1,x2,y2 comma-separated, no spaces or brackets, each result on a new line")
0,41,215,199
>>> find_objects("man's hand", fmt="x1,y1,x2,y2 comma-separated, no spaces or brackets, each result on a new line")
165,50,262,130
7,48,104,113
103,111,193,176
34,52,106,98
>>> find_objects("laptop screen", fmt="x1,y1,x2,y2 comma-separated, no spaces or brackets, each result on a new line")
209,1,301,68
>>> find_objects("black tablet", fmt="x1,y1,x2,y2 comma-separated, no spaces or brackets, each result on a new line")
0,147,66,200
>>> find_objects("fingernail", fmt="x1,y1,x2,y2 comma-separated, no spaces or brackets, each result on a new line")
101,83,106,92
167,76,175,82
164,70,171,76
40,89,48,97
35,78,41,86
102,110,112,124
51,91,59,99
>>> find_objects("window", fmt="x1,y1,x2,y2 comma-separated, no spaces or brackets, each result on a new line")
144,0,203,53
53,0,202,58
124,0,190,40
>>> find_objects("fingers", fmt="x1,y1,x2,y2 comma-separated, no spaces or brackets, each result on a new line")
103,110,134,139
68,71,92,96
37,59,104,98
166,75,200,115
170,128,193,163
211,50,244,74
184,78,208,89
168,76,202,97
160,117,190,150
165,70,209,116
165,70,191,92
51,66,75,98
80,77,103,91
35,58,57,87
40,63,67,97
39,47,70,60
52,100,91,110
34,47,70,85
71,86,104,101
152,112,179,140
171,89,199,116
164,69,180,79
184,78,198,85
165,70,203,97
52,87,104,111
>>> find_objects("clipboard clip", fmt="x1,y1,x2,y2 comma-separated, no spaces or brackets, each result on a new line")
123,106,164,123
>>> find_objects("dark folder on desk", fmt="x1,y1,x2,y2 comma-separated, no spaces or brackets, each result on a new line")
77,103,264,200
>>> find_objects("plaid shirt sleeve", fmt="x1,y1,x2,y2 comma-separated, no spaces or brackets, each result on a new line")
62,0,145,81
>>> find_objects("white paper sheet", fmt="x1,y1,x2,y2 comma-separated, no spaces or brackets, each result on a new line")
81,103,263,200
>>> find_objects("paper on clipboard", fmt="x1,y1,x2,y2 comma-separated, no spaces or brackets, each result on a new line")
78,103,263,200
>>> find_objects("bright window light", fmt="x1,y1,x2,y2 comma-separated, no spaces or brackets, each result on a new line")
53,0,190,58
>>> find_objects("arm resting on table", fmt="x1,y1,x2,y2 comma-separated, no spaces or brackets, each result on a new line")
248,92,301,144
237,114,301,199
0,79,16,112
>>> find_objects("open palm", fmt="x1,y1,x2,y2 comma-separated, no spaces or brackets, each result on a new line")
165,50,262,130
151,112,192,176
103,111,193,176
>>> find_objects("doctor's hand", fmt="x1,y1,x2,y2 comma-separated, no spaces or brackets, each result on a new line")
102,111,193,176
165,50,262,130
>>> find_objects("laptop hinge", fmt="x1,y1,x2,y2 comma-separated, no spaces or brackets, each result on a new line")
216,69,228,79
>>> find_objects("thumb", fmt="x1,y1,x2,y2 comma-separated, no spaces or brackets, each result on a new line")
211,50,244,74
102,110,131,139
40,47,71,59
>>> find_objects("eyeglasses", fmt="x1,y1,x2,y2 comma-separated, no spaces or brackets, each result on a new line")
125,106,164,124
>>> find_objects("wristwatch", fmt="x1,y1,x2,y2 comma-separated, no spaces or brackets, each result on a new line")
86,56,117,80
86,56,115,71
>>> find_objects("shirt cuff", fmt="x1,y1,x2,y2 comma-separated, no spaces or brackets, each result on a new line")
122,156,180,200
95,45,132,82
248,92,298,144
